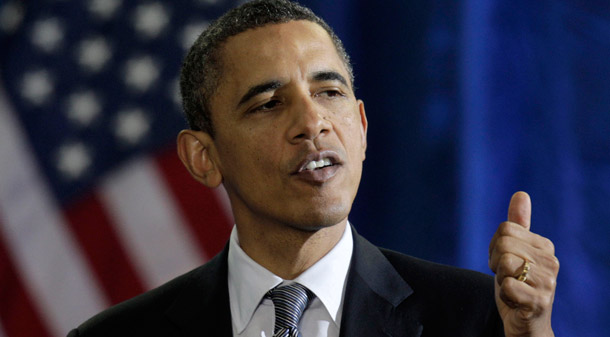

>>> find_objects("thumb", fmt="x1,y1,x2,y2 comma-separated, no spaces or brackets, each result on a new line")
507,191,531,231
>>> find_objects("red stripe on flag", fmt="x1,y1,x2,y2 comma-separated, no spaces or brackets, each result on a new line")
0,219,52,337
63,192,145,304
155,146,231,259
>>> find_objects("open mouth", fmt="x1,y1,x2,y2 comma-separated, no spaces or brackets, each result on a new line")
293,151,342,183
302,158,333,171
294,150,341,174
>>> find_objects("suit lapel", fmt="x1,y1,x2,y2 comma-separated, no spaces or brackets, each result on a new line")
165,244,233,337
161,229,425,337
339,229,423,337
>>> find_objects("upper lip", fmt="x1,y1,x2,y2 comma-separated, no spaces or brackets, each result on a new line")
292,150,342,174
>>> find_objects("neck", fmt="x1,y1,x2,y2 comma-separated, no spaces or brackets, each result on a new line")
236,220,347,280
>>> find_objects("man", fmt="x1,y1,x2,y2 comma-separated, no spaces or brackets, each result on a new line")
68,1,559,336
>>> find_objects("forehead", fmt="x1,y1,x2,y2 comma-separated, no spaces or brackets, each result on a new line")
214,20,348,100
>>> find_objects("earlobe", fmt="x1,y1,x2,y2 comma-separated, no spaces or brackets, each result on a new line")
357,100,368,160
176,130,223,188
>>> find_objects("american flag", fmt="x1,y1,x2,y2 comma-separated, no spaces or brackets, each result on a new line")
0,1,237,336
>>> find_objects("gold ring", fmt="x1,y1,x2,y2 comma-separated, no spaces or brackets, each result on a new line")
517,260,531,282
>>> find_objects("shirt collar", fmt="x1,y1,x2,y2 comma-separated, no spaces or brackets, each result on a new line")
228,227,283,334
227,223,353,334
293,223,353,326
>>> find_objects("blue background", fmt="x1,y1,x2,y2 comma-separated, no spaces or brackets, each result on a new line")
303,0,610,335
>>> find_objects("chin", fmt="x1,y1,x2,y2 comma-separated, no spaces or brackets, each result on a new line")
286,203,350,232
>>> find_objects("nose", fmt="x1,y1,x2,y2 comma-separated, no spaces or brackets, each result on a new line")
287,95,332,144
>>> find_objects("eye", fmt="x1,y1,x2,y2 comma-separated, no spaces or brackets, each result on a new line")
250,99,281,113
316,89,345,98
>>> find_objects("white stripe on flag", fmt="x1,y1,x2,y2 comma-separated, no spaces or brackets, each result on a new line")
99,157,203,288
0,87,107,336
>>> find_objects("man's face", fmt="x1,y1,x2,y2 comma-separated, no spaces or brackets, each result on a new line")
208,20,367,231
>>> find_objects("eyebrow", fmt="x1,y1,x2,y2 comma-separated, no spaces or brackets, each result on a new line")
235,71,349,109
237,80,283,108
311,70,349,87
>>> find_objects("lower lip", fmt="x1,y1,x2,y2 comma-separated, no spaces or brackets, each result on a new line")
294,165,340,184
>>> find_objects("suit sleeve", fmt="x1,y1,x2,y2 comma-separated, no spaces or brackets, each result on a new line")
482,296,505,337
66,329,79,337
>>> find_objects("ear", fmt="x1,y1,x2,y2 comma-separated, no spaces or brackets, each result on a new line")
357,99,368,160
176,129,223,188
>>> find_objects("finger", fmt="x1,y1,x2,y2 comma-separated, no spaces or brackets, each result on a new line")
489,221,555,260
497,276,552,318
507,191,531,231
497,276,537,312
489,235,536,272
494,253,530,287
493,249,560,290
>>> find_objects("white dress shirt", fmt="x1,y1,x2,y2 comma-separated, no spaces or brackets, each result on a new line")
228,223,354,337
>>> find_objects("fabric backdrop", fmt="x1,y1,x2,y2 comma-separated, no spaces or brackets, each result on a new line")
0,0,607,336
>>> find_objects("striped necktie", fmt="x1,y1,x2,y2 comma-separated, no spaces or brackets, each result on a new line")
267,283,314,337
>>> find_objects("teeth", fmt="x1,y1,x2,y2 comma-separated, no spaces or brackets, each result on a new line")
304,158,333,171
305,161,317,170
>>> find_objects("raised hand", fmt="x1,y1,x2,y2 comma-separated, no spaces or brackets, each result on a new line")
488,192,559,337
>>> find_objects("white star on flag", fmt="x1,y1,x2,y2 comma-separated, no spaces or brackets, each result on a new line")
56,142,92,180
133,2,170,39
115,108,151,145
20,69,54,105
65,91,102,127
77,36,112,73
30,17,64,53
124,55,160,93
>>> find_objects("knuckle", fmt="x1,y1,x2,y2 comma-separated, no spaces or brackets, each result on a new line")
517,307,537,320
538,294,553,309
540,254,560,273
498,221,510,233
496,236,511,251
548,276,557,289
499,289,518,308
550,256,560,273
500,274,516,290
488,240,496,257
498,221,517,236
495,259,507,276
542,237,555,253
499,253,512,266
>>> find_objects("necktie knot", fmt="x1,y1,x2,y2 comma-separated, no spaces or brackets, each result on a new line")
267,283,314,337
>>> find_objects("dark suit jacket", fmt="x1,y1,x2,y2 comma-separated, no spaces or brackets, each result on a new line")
68,229,504,337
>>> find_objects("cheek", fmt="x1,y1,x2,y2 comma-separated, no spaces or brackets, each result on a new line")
333,110,365,154
327,100,359,128
221,133,280,179
343,116,354,126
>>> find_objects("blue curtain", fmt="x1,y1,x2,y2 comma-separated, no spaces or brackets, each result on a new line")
303,0,610,335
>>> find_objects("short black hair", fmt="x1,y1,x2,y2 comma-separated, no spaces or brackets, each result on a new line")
179,0,353,137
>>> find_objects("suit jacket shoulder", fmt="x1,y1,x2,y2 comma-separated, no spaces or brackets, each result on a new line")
67,246,232,337
339,231,504,337
385,248,503,335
